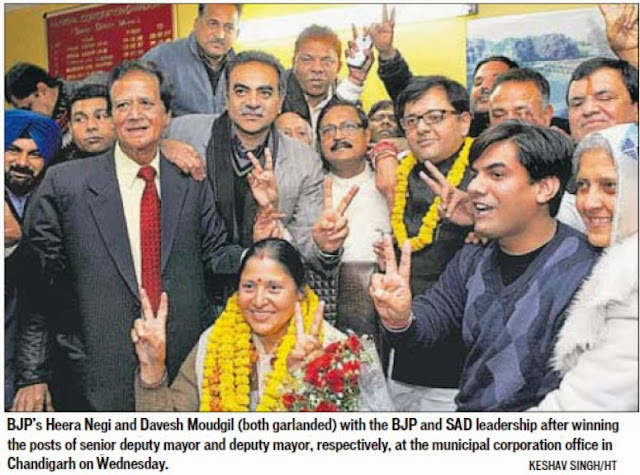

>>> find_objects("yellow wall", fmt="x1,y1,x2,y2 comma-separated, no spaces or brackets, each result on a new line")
5,3,593,109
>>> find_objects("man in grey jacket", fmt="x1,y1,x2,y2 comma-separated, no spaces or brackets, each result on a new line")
168,51,354,292
142,4,241,117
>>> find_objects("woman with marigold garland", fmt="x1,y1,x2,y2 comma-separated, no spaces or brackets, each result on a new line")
131,238,391,411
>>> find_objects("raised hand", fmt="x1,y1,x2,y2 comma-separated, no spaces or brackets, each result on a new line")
312,177,359,254
247,149,279,210
131,289,168,385
369,235,413,329
287,300,325,372
160,139,206,181
5,201,22,246
253,203,286,242
420,161,474,227
346,24,374,86
369,4,396,61
599,4,639,66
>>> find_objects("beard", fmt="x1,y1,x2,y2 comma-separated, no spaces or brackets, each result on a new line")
5,166,43,196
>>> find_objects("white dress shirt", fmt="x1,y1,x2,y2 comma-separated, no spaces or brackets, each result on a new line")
114,142,162,287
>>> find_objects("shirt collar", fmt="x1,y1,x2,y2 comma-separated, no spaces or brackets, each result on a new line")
306,84,335,113
114,142,160,188
328,161,372,187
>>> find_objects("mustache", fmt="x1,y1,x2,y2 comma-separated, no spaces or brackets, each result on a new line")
330,140,353,152
9,165,36,177
240,106,264,116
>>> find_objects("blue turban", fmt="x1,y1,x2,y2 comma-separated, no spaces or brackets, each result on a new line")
4,109,62,164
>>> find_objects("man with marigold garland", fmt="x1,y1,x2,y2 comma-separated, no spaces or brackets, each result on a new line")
371,121,598,411
379,76,474,411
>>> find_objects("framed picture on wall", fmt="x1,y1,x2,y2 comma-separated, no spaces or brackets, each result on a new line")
467,7,616,118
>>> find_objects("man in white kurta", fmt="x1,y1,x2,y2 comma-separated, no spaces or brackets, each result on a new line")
317,101,390,263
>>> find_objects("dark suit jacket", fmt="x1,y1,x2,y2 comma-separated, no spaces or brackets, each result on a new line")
25,149,243,411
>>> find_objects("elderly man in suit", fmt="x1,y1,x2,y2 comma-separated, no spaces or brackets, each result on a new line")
168,51,352,301
25,60,244,411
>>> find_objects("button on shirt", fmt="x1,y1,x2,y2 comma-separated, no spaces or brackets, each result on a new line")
114,142,161,287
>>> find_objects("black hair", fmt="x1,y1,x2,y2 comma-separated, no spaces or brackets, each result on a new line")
225,50,286,96
5,62,59,103
567,57,638,104
69,84,110,111
238,238,307,291
472,55,520,80
395,76,469,130
294,24,341,58
107,60,174,113
368,99,394,118
316,99,369,139
198,3,243,17
492,68,551,106
469,120,574,216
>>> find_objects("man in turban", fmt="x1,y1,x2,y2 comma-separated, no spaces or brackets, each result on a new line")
5,109,61,410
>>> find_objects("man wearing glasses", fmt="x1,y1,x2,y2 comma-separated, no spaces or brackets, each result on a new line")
317,100,390,264
383,76,474,411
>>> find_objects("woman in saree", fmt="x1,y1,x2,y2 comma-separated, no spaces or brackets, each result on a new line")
132,238,391,411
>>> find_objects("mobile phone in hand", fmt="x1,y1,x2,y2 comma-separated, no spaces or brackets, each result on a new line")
346,34,372,68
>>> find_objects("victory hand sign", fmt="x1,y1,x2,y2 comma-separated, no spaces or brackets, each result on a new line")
247,149,279,210
131,289,168,385
312,177,359,254
369,235,413,329
370,4,397,61
599,4,639,67
287,300,325,371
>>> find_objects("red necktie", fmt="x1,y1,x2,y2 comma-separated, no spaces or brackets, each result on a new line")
138,165,161,314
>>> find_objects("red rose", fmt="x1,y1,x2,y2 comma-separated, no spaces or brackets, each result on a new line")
325,342,341,354
345,335,362,353
283,393,295,409
315,401,339,412
326,369,345,393
343,360,361,374
315,353,333,371
304,364,322,387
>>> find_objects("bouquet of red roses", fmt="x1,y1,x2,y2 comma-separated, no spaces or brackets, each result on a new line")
282,334,372,412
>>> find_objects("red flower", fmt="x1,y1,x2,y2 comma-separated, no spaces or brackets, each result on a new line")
304,364,322,387
315,353,333,371
282,393,297,409
345,334,362,353
343,360,361,373
325,342,341,354
326,369,345,393
315,401,339,412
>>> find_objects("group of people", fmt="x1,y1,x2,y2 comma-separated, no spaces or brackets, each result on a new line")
4,4,638,412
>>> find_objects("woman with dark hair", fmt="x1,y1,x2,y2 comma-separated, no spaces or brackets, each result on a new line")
132,238,390,411
532,123,638,410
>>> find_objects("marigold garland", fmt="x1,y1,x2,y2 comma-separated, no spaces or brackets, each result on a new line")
200,287,321,412
391,138,473,252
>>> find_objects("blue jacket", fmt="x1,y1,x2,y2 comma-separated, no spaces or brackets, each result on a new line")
142,33,233,117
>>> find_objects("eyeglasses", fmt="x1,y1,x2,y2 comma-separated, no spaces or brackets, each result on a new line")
400,110,458,130
370,113,397,123
319,121,364,139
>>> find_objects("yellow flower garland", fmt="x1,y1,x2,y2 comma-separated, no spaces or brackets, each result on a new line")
200,287,321,412
391,138,473,252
